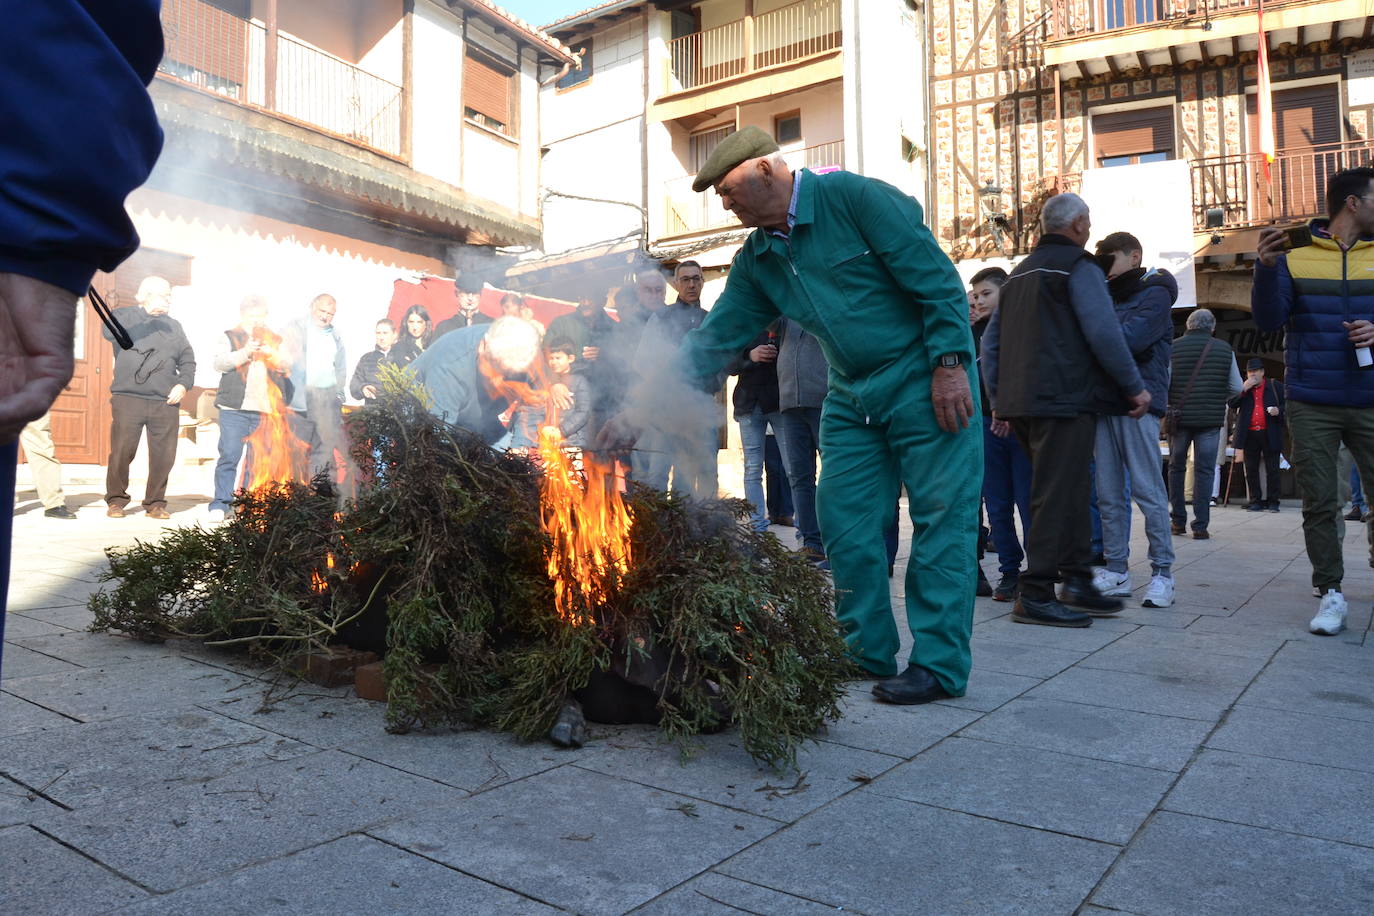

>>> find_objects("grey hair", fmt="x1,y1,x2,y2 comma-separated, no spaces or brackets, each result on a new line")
1185,308,1216,332
484,315,542,376
1041,193,1089,232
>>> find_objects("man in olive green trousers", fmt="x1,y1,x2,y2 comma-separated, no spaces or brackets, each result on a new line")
650,128,981,705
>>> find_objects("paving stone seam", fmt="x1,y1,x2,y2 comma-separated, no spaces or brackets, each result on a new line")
0,770,75,813
4,610,80,632
362,828,570,911
988,691,1226,725
0,688,85,725
25,822,157,896
1227,696,1374,731
565,761,805,826
630,869,868,915
1151,806,1374,853
1073,634,1290,911
859,788,1129,850
809,734,910,760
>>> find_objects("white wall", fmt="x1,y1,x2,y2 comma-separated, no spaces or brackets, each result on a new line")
463,125,523,213
539,14,648,253
411,0,464,186
843,0,925,199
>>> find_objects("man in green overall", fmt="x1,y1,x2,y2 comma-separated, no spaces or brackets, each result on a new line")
665,127,981,705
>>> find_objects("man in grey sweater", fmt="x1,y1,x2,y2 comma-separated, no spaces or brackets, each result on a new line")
982,194,1149,627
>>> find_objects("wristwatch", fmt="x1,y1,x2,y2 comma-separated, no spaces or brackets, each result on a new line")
937,353,962,370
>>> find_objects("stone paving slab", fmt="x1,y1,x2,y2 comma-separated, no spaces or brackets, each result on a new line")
340,727,584,794
34,749,468,893
0,825,148,914
1074,640,1271,684
967,635,1089,679
2,612,76,639
1235,658,1374,723
6,604,98,631
959,697,1212,772
973,616,1135,652
0,774,65,828
6,572,103,612
718,790,1119,915
574,730,898,822
1206,705,1374,774
931,667,1044,713
1163,748,1374,848
866,736,1174,845
0,644,82,681
1026,663,1247,721
0,709,315,808
1092,811,1374,915
120,834,559,914
631,871,844,915
815,689,981,758
2,657,265,723
0,692,77,738
373,764,778,916
10,631,181,671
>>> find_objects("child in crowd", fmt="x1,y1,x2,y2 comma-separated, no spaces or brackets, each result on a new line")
508,337,591,453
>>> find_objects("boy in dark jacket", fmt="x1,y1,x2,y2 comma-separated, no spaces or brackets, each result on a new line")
1091,233,1177,608
509,338,591,452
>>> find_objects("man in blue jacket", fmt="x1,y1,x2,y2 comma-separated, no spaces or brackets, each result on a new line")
1090,232,1177,608
1253,166,1374,635
0,0,164,676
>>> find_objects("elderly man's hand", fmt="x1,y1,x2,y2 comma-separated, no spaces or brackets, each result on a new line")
547,383,574,412
1126,389,1152,419
931,366,973,433
0,273,78,445
593,411,641,453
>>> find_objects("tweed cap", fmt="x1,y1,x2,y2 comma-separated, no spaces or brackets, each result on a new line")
691,126,781,192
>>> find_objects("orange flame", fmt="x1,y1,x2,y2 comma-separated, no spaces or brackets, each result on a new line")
477,348,633,624
242,357,310,494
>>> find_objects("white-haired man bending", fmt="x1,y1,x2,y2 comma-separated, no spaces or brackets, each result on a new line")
981,193,1150,627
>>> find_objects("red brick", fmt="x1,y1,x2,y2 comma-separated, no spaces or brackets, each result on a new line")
292,647,378,687
355,661,387,702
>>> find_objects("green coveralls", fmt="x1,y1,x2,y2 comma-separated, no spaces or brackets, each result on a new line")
679,169,982,693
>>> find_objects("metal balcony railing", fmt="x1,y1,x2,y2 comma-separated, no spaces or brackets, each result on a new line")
158,0,404,157
666,0,841,93
1191,140,1374,230
1049,0,1298,40
663,140,844,236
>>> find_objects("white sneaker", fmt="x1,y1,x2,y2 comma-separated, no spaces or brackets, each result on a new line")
207,508,226,523
1310,590,1348,635
1092,568,1131,597
1142,575,1175,607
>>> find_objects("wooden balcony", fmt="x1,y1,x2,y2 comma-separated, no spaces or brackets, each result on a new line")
157,0,404,158
1192,139,1374,231
653,0,841,122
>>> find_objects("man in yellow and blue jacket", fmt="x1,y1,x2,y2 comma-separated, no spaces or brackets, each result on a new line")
662,127,982,706
1253,166,1374,636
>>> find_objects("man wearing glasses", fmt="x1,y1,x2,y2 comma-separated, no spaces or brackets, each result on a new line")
1254,167,1374,635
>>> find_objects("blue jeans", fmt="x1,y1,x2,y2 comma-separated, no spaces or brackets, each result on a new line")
738,406,782,532
764,433,793,519
1089,460,1104,558
982,417,1032,575
775,407,823,552
1353,464,1365,512
1169,426,1220,532
212,408,261,512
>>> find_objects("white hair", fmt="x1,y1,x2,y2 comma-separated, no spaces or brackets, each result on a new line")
1185,308,1216,332
135,275,171,305
484,316,542,376
1041,193,1089,232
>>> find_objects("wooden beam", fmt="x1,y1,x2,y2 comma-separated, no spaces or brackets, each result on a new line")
1076,60,1090,82
1104,54,1120,80
264,0,279,110
1231,36,1239,60
401,0,414,163
1136,50,1149,74
1297,26,1306,48
1168,45,1181,70
1364,16,1373,41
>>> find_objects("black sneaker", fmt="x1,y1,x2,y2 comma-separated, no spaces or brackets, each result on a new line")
1058,577,1124,616
993,572,1019,602
975,567,993,597
1013,596,1092,628
43,505,77,519
1246,502,1263,512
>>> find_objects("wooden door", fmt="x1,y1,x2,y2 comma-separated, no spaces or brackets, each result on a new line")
1247,84,1341,224
48,248,193,464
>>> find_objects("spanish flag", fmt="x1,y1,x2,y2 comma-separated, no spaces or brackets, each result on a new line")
1257,0,1276,181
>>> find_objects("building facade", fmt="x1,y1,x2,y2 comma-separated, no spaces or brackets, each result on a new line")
50,0,572,464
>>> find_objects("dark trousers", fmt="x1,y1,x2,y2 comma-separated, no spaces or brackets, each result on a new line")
105,393,179,509
983,416,1032,575
303,386,345,481
1011,413,1096,601
764,433,793,519
1243,436,1282,507
776,407,823,553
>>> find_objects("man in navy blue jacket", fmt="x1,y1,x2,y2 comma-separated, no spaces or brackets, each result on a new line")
0,1,165,676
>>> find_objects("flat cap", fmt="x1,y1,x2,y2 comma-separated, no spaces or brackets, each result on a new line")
1246,357,1265,370
692,126,780,192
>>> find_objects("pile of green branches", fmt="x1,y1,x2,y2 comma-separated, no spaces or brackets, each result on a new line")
89,379,851,766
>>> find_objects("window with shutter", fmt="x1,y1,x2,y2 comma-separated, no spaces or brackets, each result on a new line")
1245,83,1342,222
464,49,516,136
1092,106,1175,166
160,0,251,97
690,125,735,173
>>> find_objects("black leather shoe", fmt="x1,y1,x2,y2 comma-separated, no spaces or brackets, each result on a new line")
872,666,952,705
43,506,77,519
993,572,1019,602
1192,529,1210,540
976,567,993,597
1013,596,1092,628
1246,502,1263,512
1171,523,1185,535
1058,578,1124,616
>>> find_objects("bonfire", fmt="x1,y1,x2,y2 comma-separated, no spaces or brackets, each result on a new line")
89,366,851,766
